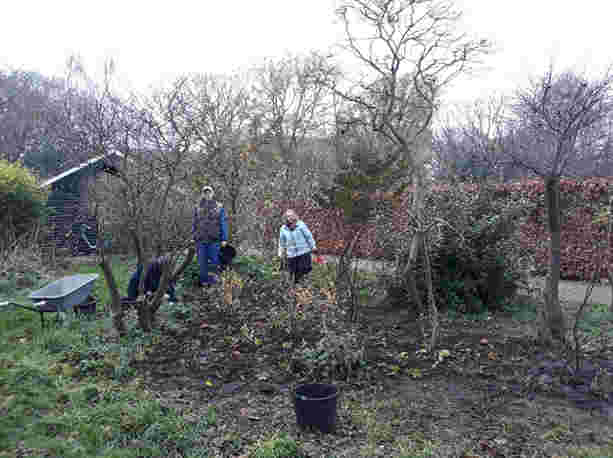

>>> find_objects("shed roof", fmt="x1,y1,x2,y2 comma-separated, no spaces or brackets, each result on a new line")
39,151,124,189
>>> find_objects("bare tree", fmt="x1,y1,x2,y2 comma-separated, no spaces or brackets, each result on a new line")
0,69,48,163
508,66,613,343
433,95,519,182
0,68,81,172
252,53,338,201
333,0,491,350
61,60,196,334
179,73,263,243
52,58,131,333
101,78,195,333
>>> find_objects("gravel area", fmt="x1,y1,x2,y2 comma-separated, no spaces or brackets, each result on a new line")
531,276,612,306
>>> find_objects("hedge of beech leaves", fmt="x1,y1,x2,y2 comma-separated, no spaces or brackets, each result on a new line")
258,178,613,281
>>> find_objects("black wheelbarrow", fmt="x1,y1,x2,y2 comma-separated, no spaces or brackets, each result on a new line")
0,273,99,329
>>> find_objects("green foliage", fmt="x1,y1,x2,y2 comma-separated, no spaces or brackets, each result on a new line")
502,296,538,322
0,160,47,248
393,185,529,315
576,304,613,338
428,186,527,314
315,148,407,226
250,433,303,458
181,256,201,287
232,255,276,281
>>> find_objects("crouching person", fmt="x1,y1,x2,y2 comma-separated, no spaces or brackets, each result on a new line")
192,185,228,287
127,255,177,304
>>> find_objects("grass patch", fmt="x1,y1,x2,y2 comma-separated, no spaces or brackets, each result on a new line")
563,444,613,458
71,255,134,308
0,252,208,457
0,277,17,295
575,303,613,338
249,432,304,458
345,397,446,457
0,312,213,457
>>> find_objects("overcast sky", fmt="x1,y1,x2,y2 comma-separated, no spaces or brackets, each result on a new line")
2,0,611,108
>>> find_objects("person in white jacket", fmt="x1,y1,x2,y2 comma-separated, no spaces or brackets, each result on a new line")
278,209,316,283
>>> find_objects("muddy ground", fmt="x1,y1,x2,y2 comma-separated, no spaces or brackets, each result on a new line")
94,279,613,458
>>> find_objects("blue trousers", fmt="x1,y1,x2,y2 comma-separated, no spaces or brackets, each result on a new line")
197,241,220,285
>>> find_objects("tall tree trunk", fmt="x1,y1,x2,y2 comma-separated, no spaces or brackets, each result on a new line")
337,229,362,321
543,175,566,342
403,231,425,314
99,252,125,336
422,234,439,352
402,168,427,317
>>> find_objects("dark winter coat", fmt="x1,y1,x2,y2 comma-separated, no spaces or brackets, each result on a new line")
192,199,228,243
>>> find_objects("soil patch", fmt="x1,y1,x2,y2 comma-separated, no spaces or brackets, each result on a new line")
112,284,613,457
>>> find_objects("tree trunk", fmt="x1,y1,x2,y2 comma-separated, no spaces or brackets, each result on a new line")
422,234,439,352
151,259,173,317
403,231,425,314
129,228,147,297
543,176,566,342
402,168,427,317
336,229,362,322
99,253,125,336
172,247,195,283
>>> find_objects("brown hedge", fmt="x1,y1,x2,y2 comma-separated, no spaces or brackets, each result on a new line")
261,178,613,280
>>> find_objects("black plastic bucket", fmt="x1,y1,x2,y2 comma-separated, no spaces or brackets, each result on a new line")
294,383,338,433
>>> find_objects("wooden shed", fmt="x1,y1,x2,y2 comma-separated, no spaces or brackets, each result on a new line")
39,152,121,256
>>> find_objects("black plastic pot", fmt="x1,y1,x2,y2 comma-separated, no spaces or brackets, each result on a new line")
294,383,339,433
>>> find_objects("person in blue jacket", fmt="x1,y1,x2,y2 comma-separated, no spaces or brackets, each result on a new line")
278,209,316,284
192,185,228,286
127,255,177,303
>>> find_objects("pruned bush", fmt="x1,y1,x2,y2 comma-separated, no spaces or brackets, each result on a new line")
0,160,47,251
432,187,529,314
390,184,531,315
290,328,366,380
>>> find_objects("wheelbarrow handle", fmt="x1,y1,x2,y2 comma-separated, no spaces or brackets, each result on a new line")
0,301,50,329
1,301,46,312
